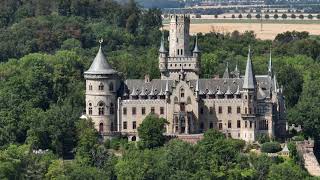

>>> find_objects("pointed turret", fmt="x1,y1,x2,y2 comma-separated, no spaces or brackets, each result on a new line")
243,46,256,89
193,35,200,54
85,39,117,75
234,85,240,95
268,49,273,77
233,63,240,78
223,62,230,78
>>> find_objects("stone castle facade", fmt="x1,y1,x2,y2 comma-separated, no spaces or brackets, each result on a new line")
84,14,286,142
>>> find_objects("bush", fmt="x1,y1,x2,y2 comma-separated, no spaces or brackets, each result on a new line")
292,135,304,141
261,142,282,153
257,134,270,144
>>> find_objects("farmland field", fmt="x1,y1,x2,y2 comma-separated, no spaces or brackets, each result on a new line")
163,19,320,40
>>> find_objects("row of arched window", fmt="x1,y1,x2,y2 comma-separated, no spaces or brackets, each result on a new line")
88,102,114,115
88,82,114,91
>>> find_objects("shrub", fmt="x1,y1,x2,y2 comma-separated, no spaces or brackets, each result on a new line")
257,134,270,144
261,142,282,153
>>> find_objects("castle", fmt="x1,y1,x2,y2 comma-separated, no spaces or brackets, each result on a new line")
84,14,286,142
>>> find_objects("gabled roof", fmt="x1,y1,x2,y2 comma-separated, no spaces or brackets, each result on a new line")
243,46,256,89
85,45,117,75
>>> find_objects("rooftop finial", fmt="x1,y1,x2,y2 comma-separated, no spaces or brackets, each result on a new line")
223,62,230,78
99,38,103,48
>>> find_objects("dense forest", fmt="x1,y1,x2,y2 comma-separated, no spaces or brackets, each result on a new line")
1,0,320,179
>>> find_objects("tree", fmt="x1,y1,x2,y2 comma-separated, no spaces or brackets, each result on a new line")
299,14,304,20
277,64,303,108
247,14,252,19
268,162,309,179
308,14,313,19
288,70,320,140
231,14,235,19
256,14,261,19
265,14,270,19
261,142,282,153
137,115,168,149
281,13,287,19
274,14,279,19
238,14,243,19
317,14,320,19
291,14,296,19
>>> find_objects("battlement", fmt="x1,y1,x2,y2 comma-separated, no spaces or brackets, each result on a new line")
167,56,198,62
170,14,190,23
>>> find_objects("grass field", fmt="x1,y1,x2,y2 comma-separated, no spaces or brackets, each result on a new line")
163,19,320,40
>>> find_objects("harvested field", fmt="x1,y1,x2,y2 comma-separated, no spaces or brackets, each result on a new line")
163,22,320,40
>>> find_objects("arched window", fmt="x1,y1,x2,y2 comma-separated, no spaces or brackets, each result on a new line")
99,123,104,133
131,136,136,141
174,96,178,104
180,88,185,98
109,82,114,91
98,83,104,91
98,102,105,115
88,103,92,115
89,84,92,91
110,103,114,114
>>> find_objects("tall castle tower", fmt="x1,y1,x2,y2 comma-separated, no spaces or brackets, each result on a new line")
241,47,257,141
160,14,201,81
84,40,120,135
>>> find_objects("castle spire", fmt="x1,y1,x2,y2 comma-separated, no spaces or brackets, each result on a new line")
268,48,273,77
195,79,199,92
165,80,169,93
243,46,256,89
274,73,278,93
223,62,230,78
193,35,200,53
85,39,117,75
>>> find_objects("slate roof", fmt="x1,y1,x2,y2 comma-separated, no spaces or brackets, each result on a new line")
85,46,117,75
122,75,273,100
243,47,256,89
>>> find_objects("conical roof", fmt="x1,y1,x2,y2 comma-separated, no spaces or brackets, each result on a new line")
85,44,117,75
193,35,200,53
243,46,256,89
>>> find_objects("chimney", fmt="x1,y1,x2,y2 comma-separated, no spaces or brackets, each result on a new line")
144,74,150,83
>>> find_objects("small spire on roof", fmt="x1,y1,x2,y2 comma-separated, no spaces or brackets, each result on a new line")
225,86,232,95
193,35,200,53
233,62,240,78
223,62,230,78
149,86,155,96
243,45,256,89
216,86,223,95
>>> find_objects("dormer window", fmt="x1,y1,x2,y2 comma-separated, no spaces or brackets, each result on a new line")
98,83,104,91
